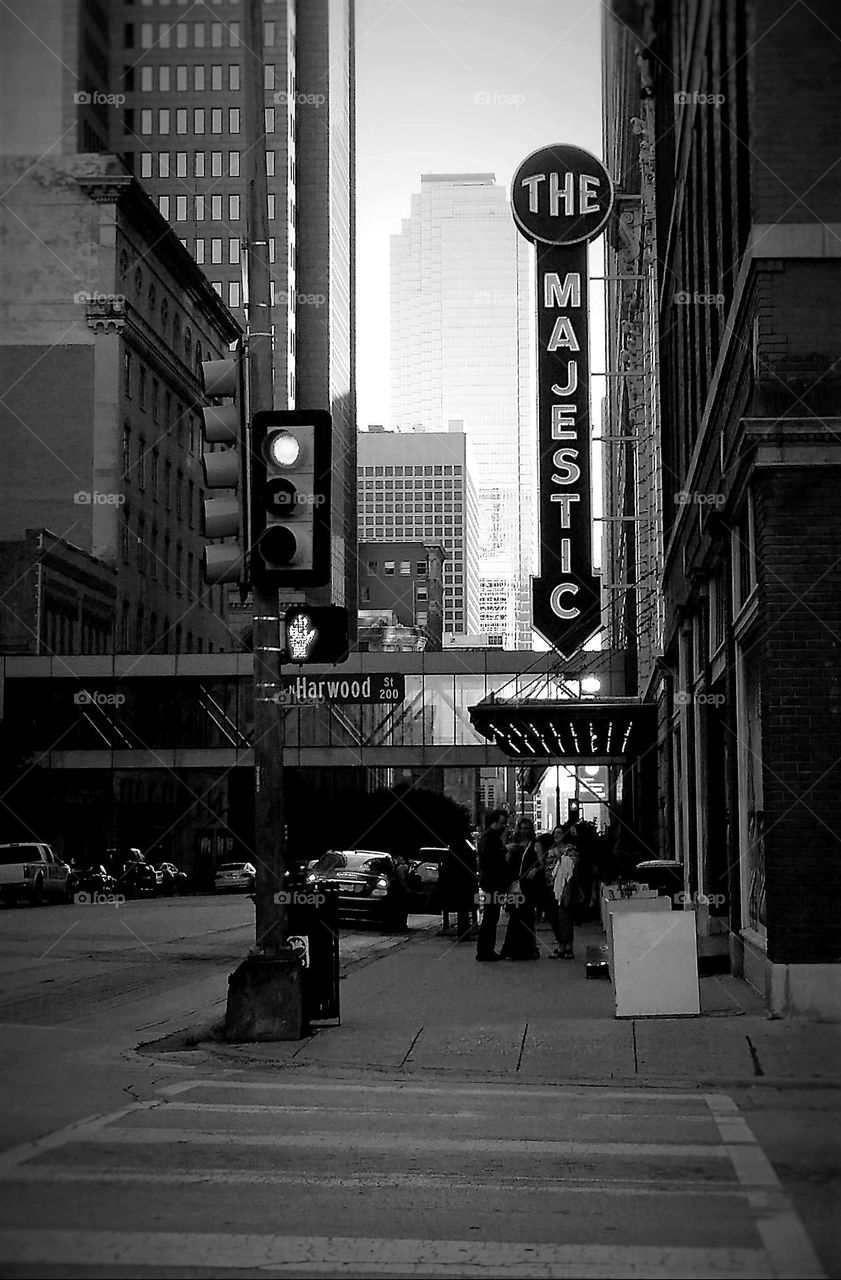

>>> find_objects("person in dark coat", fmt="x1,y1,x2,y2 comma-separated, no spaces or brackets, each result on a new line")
440,833,478,941
500,818,542,960
475,809,509,962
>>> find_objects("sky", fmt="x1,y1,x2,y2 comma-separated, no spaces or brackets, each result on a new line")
354,0,605,429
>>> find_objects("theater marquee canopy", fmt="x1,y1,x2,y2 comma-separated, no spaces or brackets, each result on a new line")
469,694,655,762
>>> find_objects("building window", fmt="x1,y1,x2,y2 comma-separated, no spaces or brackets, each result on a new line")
267,194,275,219
187,479,195,528
158,195,170,219
140,66,153,92
138,366,147,409
151,380,160,421
228,281,240,308
210,21,223,47
121,513,130,563
228,237,240,264
264,107,275,133
210,237,222,263
228,194,240,220
175,195,187,220
193,22,205,48
229,64,240,91
229,108,240,133
175,151,187,176
139,151,153,178
229,151,240,176
194,108,205,134
122,425,131,478
211,64,222,90
211,151,223,176
211,108,222,134
175,108,187,134
400,561,411,575
158,109,170,135
264,20,275,46
140,109,152,135
367,561,378,575
194,153,205,178
228,22,240,46
176,65,188,91
195,194,205,220
384,561,395,576
266,150,275,176
416,561,427,575
211,195,222,219
123,351,132,398
140,22,153,47
195,237,205,263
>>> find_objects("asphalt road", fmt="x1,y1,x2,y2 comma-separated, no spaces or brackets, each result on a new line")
0,899,836,1278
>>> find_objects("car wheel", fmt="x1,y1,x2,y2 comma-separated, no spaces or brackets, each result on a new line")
30,878,44,907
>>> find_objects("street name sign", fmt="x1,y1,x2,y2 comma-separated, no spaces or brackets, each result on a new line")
273,672,405,706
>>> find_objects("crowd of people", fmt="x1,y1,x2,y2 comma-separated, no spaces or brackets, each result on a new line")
436,810,602,963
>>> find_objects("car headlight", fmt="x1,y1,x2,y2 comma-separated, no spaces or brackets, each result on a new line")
371,876,390,898
306,872,317,883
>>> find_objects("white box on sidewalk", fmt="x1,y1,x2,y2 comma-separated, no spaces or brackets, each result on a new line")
611,909,700,1018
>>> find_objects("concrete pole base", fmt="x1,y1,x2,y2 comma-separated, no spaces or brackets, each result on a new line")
224,955,306,1041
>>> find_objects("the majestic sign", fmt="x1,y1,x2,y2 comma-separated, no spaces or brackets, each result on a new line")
511,144,613,654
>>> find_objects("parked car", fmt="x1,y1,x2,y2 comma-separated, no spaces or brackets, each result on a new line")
306,850,408,931
71,864,117,898
214,861,256,894
407,846,449,912
117,858,157,898
155,862,189,896
0,842,73,906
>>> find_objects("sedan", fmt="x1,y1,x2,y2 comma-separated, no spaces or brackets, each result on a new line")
214,862,256,894
306,850,408,931
155,862,189,896
71,865,117,897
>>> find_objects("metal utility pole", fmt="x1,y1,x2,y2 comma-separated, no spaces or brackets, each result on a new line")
225,0,303,1039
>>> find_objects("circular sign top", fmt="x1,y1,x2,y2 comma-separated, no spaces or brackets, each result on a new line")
511,144,614,246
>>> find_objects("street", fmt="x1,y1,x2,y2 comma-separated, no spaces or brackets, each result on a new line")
0,903,838,1278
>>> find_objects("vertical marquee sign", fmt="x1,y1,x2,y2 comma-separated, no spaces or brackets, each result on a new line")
511,144,614,654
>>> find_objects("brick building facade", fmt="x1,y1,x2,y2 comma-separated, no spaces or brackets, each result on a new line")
603,0,841,1014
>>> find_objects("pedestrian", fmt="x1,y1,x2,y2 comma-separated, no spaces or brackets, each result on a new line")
440,831,478,942
548,828,583,959
500,817,542,960
475,809,509,962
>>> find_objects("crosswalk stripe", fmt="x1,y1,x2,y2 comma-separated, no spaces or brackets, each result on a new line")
0,1229,774,1278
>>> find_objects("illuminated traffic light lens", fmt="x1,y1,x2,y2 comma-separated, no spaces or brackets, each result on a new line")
260,525,297,565
267,431,300,468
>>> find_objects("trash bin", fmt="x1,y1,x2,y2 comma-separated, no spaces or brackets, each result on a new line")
287,885,340,1025
634,859,684,902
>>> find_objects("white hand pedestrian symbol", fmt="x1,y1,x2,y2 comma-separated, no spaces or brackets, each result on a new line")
287,611,317,659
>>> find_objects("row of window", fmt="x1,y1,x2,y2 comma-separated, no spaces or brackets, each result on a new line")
43,607,111,657
133,18,282,48
123,358,203,445
158,192,241,221
136,63,281,92
121,514,202,597
139,150,278,179
119,605,216,657
123,430,198,524
360,465,463,476
138,106,284,135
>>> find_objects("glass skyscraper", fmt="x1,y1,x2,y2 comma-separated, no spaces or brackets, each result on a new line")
390,174,535,649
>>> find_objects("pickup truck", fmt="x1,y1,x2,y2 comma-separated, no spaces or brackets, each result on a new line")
0,842,73,906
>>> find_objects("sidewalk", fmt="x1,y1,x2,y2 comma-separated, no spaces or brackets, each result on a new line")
199,920,841,1088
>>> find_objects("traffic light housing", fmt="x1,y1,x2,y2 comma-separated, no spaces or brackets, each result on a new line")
284,606,349,663
250,410,331,588
200,349,248,585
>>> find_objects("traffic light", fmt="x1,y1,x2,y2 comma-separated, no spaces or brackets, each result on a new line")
200,348,248,585
284,605,349,663
250,410,331,588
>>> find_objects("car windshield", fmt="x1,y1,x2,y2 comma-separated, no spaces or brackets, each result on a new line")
315,851,393,875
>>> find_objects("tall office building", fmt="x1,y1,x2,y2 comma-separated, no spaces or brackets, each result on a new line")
357,428,481,638
390,174,535,649
108,0,357,617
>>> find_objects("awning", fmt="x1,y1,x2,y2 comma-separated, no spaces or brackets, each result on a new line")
469,697,655,761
